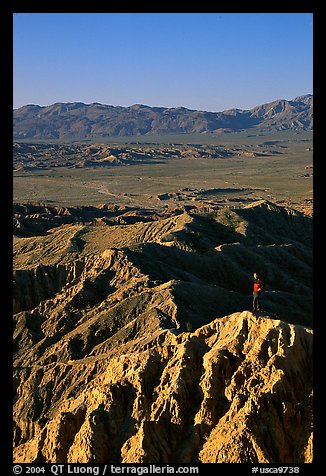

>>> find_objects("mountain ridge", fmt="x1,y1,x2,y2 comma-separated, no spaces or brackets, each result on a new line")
13,95,313,139
13,200,313,463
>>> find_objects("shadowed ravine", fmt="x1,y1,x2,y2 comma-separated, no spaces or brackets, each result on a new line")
13,199,313,463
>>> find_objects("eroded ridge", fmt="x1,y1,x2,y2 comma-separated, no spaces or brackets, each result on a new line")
13,200,313,463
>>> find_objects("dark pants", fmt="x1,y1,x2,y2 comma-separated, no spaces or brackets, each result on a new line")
253,291,261,311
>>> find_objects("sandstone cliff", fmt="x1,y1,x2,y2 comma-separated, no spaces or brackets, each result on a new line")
13,200,313,463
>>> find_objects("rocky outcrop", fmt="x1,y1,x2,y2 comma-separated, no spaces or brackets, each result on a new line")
13,200,313,463
13,311,312,463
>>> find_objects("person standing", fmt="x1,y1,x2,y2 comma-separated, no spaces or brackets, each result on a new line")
253,273,265,312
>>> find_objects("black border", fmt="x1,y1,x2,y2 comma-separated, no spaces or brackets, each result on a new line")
3,3,320,474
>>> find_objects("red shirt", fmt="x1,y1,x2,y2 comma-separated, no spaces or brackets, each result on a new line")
254,282,263,293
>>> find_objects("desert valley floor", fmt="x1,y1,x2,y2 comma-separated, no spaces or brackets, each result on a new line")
13,130,313,464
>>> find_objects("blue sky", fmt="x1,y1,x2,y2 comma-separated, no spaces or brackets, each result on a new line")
13,13,313,112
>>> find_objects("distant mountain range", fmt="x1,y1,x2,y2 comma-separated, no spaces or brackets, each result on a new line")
13,94,313,139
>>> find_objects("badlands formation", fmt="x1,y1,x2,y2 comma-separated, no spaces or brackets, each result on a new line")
13,199,313,464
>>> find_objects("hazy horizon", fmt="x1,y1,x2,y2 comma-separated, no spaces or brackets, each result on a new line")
13,92,313,114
